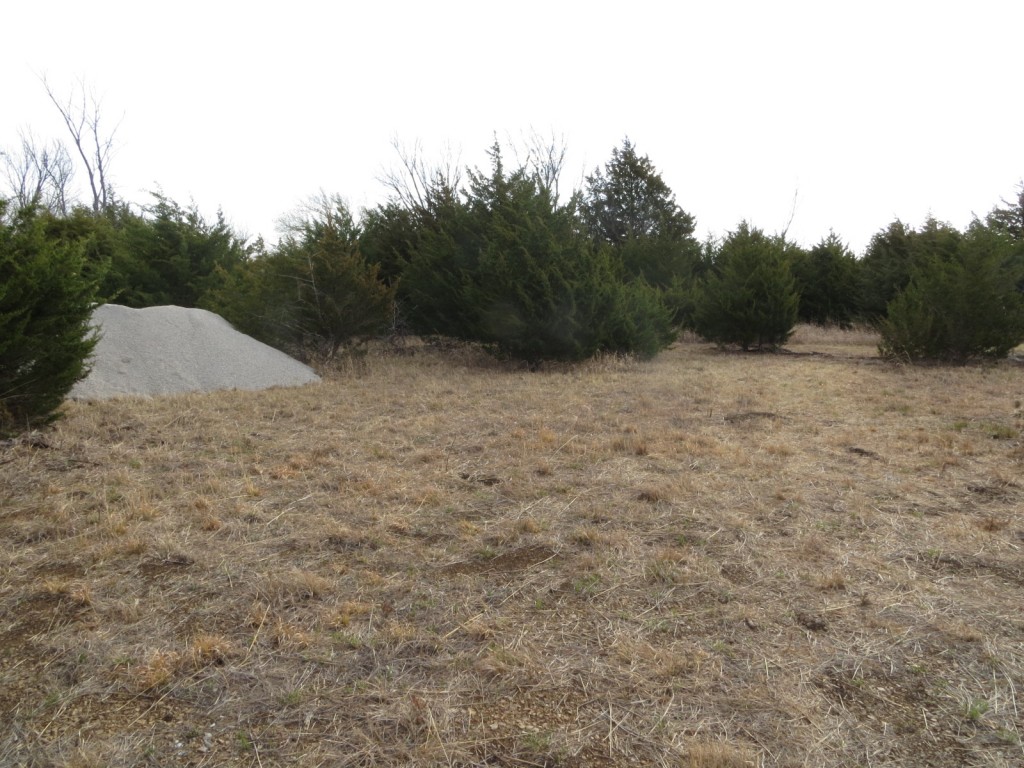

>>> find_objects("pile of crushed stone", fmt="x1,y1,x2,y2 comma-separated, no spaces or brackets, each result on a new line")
69,304,320,400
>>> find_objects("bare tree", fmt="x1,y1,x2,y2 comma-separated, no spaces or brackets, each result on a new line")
509,129,571,205
43,77,121,215
779,187,799,242
379,138,462,221
1,129,76,215
276,190,358,243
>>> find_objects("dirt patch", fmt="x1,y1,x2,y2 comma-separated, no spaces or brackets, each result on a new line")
2,591,92,648
32,561,87,579
920,552,1024,587
794,610,829,633
816,663,979,767
723,411,779,423
847,446,882,459
440,545,558,576
137,554,195,579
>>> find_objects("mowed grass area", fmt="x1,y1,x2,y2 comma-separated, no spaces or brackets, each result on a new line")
2,327,1022,767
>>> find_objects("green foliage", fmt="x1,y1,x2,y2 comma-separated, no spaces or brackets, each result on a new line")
358,202,417,286
381,182,474,342
401,143,674,363
692,222,799,351
207,195,395,358
107,193,250,308
877,222,1024,363
582,138,696,246
600,274,676,359
858,220,914,320
360,152,464,294
613,228,705,323
277,197,396,356
40,195,252,310
39,206,118,291
202,244,288,349
582,139,702,325
860,218,961,320
985,182,1024,293
985,182,1024,241
791,232,861,327
0,201,98,434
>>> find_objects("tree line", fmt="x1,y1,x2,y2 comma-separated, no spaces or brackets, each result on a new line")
3,117,1024,433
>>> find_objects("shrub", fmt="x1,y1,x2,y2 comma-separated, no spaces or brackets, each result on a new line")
0,202,98,434
791,232,861,327
877,223,1024,362
859,218,962,321
401,144,676,363
597,275,676,360
692,222,799,351
581,139,703,327
98,194,250,309
207,196,395,359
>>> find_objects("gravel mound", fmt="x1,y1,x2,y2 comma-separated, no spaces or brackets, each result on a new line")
69,304,320,399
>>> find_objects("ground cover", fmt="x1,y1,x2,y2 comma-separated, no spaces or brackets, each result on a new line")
2,328,1022,766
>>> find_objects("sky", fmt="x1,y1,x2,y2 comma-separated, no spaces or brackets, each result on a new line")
4,1,1023,255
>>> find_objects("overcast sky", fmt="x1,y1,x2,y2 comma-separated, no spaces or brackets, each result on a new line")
4,1,1023,254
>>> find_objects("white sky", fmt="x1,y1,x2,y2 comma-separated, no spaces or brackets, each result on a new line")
4,0,1023,255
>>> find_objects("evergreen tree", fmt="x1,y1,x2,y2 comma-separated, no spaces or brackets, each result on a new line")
791,232,861,327
693,222,799,351
860,218,961,320
360,146,465,294
985,182,1024,241
108,193,250,308
582,138,695,246
402,142,673,362
0,201,98,434
399,188,479,342
207,195,395,358
582,139,701,325
858,220,913,320
599,273,676,359
985,182,1024,293
358,202,418,287
39,204,120,297
877,222,1024,362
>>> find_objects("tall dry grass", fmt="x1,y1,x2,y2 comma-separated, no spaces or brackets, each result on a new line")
1,328,1022,766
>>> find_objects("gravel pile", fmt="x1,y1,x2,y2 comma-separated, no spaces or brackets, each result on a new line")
69,304,320,400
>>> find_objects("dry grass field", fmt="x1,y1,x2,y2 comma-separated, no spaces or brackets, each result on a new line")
2,327,1022,767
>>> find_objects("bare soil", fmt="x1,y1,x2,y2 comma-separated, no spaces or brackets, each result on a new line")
2,327,1022,767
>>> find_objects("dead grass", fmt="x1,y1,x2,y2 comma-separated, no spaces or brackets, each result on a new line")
1,326,1022,766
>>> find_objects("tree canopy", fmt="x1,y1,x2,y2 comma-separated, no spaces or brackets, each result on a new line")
582,139,695,247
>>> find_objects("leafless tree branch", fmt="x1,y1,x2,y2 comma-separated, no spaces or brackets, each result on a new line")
509,128,570,204
780,187,799,241
42,76,121,214
378,138,462,219
1,129,76,215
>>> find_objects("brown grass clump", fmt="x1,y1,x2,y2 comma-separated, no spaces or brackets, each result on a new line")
1,327,1023,766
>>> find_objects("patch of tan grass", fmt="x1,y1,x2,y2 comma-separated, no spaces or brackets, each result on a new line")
1,329,1023,766
787,321,880,353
